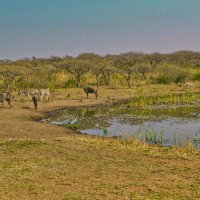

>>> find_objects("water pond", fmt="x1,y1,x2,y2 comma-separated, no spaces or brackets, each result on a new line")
44,104,200,148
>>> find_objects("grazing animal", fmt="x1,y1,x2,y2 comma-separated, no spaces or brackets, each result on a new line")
18,89,39,100
39,87,50,101
32,94,38,110
83,87,98,99
66,94,71,99
0,92,14,110
183,82,195,90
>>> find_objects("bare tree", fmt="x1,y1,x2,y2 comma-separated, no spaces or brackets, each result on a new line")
0,66,26,91
136,65,150,79
113,55,137,88
146,53,162,68
119,67,135,88
102,66,115,86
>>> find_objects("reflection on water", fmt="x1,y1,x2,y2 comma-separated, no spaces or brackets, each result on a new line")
47,105,200,148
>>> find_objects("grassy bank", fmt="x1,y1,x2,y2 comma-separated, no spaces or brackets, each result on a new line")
0,86,200,199
0,135,200,200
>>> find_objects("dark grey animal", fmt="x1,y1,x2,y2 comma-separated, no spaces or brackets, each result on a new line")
83,87,98,99
0,92,14,110
32,94,38,110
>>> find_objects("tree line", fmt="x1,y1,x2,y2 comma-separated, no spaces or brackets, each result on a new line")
1,51,200,92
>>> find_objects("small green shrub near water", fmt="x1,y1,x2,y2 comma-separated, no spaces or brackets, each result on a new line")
64,124,78,130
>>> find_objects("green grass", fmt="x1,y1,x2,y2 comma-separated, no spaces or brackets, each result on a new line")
128,92,198,109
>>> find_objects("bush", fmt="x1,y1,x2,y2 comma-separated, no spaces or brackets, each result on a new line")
192,72,200,81
49,82,56,92
156,65,190,84
155,75,169,84
174,72,188,83
64,79,77,88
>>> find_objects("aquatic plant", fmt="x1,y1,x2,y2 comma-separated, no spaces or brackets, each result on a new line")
158,131,164,145
173,133,177,146
128,92,198,109
144,130,165,145
64,123,78,130
102,128,108,135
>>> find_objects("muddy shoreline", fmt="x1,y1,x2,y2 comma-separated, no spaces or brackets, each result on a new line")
40,97,134,119
40,97,200,148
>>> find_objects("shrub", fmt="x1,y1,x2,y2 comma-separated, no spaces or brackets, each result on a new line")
192,72,200,81
173,70,188,83
49,82,56,92
155,75,169,84
157,65,190,84
64,79,77,88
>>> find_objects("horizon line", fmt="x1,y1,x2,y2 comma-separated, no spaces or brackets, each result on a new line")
1,49,200,61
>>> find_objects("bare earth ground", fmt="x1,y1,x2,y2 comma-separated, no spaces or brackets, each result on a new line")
0,86,200,200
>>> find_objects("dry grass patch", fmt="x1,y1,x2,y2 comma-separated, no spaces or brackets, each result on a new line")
0,136,199,200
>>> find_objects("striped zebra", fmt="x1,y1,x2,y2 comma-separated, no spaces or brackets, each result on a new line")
39,87,50,101
18,89,39,100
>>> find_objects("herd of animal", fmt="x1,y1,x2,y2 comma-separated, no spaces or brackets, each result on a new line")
0,87,50,110
0,86,98,110
18,88,50,101
0,82,196,110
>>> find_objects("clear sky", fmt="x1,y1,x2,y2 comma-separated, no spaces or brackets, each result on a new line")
0,0,200,59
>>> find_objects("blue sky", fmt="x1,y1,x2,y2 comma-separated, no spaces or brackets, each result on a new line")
0,0,200,59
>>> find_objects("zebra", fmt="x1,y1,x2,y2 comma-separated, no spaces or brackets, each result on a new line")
0,92,14,110
83,87,98,99
39,87,50,101
18,89,39,100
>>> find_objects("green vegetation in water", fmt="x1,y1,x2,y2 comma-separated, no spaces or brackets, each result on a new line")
102,127,108,135
193,133,200,149
63,123,79,130
128,92,198,109
108,92,200,118
144,130,164,145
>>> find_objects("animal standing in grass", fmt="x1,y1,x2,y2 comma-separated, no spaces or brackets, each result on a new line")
183,82,195,90
83,87,98,99
39,87,50,101
18,89,39,100
0,92,14,110
32,94,38,110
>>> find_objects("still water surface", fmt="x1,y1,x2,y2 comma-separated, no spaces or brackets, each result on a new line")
46,105,200,147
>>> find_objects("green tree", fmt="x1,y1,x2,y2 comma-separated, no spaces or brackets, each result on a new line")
61,59,90,88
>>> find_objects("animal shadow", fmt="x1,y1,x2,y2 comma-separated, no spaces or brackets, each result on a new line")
21,106,31,110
